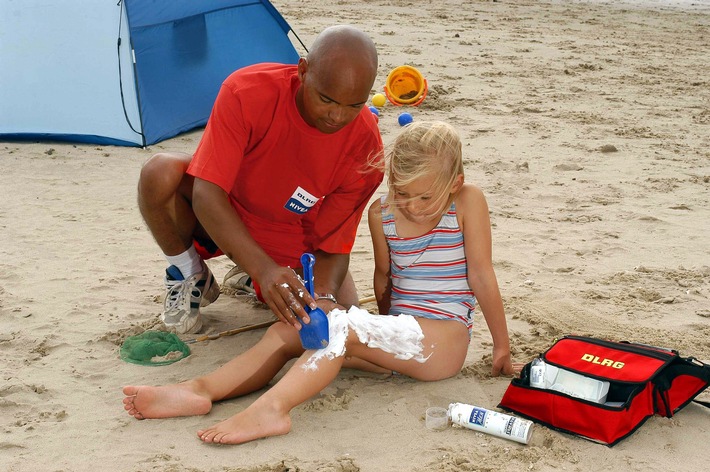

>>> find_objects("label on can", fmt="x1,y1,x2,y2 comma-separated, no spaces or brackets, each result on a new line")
469,407,487,426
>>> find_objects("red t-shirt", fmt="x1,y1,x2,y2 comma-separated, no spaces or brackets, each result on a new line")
188,63,384,267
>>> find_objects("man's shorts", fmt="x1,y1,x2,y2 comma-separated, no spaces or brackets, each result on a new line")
193,237,222,260
193,237,267,302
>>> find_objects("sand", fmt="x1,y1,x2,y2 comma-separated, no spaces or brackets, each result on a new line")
1,0,709,470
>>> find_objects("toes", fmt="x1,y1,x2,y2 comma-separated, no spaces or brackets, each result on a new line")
125,406,144,419
199,429,224,443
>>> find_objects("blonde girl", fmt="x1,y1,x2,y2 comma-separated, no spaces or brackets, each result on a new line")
122,121,515,445
368,120,515,376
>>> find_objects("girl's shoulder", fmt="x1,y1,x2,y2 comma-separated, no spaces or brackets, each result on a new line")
367,196,384,222
454,183,487,210
454,183,490,228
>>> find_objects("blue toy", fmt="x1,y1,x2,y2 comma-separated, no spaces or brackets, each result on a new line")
298,253,330,349
398,112,413,126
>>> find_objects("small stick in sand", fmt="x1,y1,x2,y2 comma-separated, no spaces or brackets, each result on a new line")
186,295,377,344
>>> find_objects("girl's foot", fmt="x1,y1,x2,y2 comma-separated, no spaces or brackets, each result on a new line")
197,403,291,444
122,383,212,419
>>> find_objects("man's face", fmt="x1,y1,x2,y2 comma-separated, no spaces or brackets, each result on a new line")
296,58,372,134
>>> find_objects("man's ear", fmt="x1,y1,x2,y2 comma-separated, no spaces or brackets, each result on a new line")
297,58,308,82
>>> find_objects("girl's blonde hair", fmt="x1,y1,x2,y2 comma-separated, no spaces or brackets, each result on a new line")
385,121,464,216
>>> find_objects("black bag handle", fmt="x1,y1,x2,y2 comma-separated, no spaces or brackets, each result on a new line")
652,357,710,415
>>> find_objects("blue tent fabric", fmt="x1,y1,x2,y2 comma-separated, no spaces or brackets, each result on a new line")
0,0,301,147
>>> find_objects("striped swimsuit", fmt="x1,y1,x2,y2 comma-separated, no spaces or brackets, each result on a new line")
382,196,475,333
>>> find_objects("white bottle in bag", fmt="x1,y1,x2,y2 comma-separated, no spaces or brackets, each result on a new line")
530,358,610,403
448,402,533,445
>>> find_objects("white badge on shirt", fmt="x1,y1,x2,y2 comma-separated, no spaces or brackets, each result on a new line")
284,186,320,214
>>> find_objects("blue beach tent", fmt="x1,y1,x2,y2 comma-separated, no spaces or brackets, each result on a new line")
0,0,303,147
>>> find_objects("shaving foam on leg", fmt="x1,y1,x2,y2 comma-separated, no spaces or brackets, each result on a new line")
302,306,429,371
301,309,349,371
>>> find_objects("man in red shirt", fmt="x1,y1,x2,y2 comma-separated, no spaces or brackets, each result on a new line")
137,25,383,334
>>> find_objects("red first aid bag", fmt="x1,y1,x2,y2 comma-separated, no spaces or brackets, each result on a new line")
499,335,710,446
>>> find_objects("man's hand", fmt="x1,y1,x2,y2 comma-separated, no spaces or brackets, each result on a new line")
257,265,318,329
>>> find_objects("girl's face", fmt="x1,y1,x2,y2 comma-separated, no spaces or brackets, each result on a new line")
393,173,449,224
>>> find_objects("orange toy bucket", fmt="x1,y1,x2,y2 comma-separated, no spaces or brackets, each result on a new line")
383,65,428,106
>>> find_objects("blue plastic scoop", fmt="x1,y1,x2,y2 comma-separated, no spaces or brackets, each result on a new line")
298,253,330,350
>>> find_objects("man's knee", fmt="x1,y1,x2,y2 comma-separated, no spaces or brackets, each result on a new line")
138,152,192,201
140,152,190,184
335,271,359,308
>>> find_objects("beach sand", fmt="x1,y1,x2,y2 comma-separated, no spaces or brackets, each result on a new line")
1,0,709,470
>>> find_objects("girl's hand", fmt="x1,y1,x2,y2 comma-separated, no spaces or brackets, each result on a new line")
491,347,521,377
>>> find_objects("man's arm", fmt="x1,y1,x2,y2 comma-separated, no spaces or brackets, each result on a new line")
310,250,350,311
192,178,317,328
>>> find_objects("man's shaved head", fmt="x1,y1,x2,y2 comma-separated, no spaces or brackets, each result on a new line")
296,25,379,134
306,25,378,87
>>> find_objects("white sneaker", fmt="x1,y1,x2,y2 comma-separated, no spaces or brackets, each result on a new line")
222,264,256,296
160,262,220,334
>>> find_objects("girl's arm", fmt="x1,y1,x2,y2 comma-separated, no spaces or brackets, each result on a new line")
367,199,392,315
457,184,515,376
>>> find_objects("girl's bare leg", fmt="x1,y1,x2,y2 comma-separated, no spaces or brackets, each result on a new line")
122,323,303,419
197,339,348,444
196,318,469,444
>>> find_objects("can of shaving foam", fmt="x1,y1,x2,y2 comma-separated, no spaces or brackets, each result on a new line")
448,402,533,445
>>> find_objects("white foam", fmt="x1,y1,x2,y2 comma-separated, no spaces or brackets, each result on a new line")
302,306,429,371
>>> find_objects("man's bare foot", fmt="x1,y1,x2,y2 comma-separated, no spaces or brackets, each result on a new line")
122,383,212,419
196,402,291,444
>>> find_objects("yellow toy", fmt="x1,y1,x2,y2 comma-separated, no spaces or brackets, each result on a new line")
371,93,386,108
383,65,427,106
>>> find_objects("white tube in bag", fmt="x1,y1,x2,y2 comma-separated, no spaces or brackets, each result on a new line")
448,402,533,445
530,358,610,403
